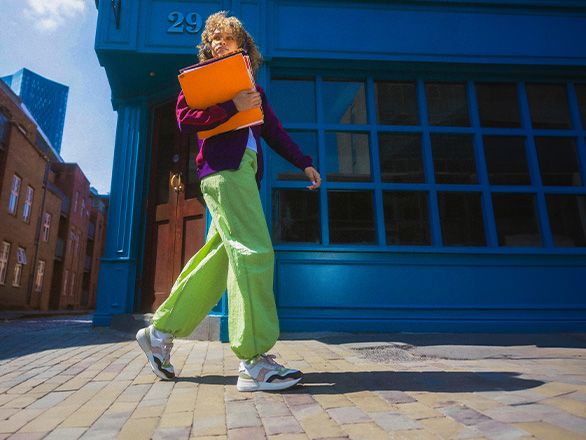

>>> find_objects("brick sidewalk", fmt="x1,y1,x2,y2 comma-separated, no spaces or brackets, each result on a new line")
1,319,586,439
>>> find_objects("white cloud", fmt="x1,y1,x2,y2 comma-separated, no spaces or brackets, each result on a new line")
24,0,87,32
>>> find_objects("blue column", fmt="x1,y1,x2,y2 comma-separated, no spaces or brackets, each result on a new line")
94,99,148,326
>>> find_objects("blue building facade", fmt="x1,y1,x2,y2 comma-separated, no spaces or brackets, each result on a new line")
1,68,68,153
93,0,586,338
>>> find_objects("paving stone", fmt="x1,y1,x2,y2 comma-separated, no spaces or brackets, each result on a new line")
541,411,586,435
543,396,586,418
369,411,421,431
262,415,304,435
226,400,261,429
228,426,267,440
43,427,87,440
513,422,586,440
326,406,370,424
151,427,191,440
377,391,417,405
473,420,531,440
440,405,493,426
340,421,389,440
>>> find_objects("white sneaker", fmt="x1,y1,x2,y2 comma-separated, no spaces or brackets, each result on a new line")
237,354,303,392
136,325,175,380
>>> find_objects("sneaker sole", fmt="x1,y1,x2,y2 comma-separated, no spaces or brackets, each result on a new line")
236,376,302,392
136,328,175,381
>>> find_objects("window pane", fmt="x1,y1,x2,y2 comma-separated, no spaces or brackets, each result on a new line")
492,193,542,247
272,190,320,243
270,78,316,123
484,136,530,185
431,135,477,184
376,81,418,125
526,83,571,129
438,192,485,246
272,131,318,181
535,137,582,186
325,132,371,182
0,112,9,146
383,191,431,245
328,191,376,244
379,133,424,183
546,195,586,247
576,84,586,128
476,82,521,128
323,80,367,124
425,82,470,126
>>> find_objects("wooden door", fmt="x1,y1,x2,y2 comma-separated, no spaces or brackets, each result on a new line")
142,102,206,311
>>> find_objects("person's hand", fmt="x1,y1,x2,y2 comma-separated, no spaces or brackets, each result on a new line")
304,167,321,190
233,89,261,112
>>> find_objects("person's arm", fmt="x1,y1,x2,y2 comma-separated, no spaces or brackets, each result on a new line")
258,86,321,189
176,90,239,134
259,86,313,170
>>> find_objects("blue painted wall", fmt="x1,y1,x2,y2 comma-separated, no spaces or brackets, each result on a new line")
93,0,586,334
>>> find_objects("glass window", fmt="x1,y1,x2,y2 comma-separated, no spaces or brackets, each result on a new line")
383,191,431,245
0,111,9,146
272,190,320,243
576,84,586,128
63,270,69,296
270,78,316,123
23,186,34,223
425,82,470,126
13,247,25,287
492,193,542,247
431,135,477,184
326,132,371,182
34,260,45,292
379,133,424,183
42,213,52,242
546,195,586,247
328,191,376,244
526,83,571,129
483,137,531,185
323,80,367,124
272,131,318,181
376,81,418,125
438,192,485,246
8,174,21,215
535,137,581,186
0,242,10,285
476,83,521,128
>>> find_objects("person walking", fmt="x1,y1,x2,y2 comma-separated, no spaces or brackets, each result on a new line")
136,10,321,392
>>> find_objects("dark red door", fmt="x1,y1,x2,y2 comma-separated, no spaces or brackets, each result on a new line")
142,101,206,311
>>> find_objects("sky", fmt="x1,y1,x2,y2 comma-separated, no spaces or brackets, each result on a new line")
0,0,116,194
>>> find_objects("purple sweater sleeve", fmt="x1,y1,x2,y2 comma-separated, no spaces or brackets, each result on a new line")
258,86,314,171
176,91,239,134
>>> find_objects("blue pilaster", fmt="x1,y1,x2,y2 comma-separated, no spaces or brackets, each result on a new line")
94,99,149,326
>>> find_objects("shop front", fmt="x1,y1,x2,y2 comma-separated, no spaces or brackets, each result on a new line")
93,0,586,338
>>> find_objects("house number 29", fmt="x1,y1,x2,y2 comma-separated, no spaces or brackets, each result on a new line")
167,12,202,34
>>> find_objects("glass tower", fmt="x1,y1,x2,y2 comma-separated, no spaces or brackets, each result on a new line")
1,68,68,153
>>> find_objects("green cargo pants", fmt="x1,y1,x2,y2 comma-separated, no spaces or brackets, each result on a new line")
151,149,280,360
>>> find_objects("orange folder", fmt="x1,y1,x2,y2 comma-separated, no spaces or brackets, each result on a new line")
178,50,264,140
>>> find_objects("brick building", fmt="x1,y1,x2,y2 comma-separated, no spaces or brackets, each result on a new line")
0,79,109,311
84,188,108,309
0,80,63,310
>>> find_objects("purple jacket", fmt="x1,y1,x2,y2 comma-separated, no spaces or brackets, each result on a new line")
176,84,313,187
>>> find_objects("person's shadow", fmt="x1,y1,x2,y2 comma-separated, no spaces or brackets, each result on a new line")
176,370,543,394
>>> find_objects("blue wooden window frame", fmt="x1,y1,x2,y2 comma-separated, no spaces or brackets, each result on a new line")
266,74,586,255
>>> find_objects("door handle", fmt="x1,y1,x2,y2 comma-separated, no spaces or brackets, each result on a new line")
169,172,184,193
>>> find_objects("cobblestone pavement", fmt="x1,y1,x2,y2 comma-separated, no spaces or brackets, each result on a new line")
1,317,586,439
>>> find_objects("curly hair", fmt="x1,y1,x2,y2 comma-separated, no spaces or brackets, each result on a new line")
197,11,263,76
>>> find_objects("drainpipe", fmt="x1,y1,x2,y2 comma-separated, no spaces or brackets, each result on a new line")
26,157,50,306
